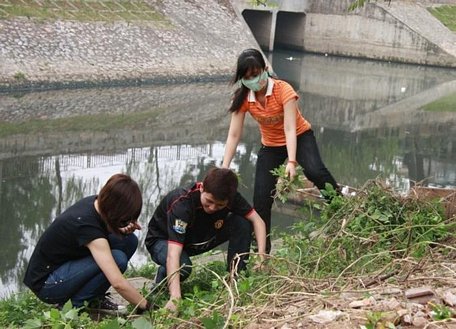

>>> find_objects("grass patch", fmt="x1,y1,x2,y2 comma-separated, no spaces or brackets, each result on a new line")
428,5,456,31
422,92,456,112
0,0,172,25
13,71,26,81
0,110,160,138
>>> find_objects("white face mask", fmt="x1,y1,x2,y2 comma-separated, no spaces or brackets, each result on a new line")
241,71,268,91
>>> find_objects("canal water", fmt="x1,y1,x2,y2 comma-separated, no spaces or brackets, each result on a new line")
1,49,456,298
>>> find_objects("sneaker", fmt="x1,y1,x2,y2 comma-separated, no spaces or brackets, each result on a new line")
87,293,128,316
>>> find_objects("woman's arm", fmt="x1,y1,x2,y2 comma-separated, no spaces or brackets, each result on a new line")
87,238,148,309
245,210,267,261
283,99,298,179
222,111,246,168
164,242,183,311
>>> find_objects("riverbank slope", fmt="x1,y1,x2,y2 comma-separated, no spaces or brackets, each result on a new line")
1,0,455,92
0,0,257,91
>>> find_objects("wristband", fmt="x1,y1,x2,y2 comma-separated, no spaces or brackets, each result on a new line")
288,160,297,166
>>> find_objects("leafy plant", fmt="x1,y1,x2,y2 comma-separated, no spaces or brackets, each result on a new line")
271,164,306,203
0,292,47,327
278,179,453,278
430,302,454,320
125,262,157,279
23,300,92,329
201,311,224,329
362,311,396,329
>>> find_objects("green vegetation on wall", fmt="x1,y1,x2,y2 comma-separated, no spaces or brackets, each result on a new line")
0,0,171,25
0,109,161,138
428,5,456,32
422,93,456,112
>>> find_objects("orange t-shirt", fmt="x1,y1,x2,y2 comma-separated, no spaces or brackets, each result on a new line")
240,78,311,147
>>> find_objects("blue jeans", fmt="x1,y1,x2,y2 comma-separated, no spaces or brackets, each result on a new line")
254,130,339,253
147,213,252,283
36,233,138,307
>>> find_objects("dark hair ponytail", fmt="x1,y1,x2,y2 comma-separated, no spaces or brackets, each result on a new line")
228,48,266,113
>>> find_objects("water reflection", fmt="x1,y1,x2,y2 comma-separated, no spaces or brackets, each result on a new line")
0,143,255,299
1,51,456,298
267,49,456,189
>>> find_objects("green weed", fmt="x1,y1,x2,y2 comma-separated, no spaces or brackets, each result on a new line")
430,302,454,320
0,292,47,327
363,311,396,329
271,164,306,203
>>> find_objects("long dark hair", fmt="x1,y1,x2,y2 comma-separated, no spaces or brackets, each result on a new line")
228,48,267,113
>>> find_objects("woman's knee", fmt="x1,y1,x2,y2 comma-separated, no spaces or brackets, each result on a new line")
111,250,129,272
109,233,138,259
123,234,139,259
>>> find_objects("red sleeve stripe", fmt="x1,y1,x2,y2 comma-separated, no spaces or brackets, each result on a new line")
168,240,184,247
245,208,255,218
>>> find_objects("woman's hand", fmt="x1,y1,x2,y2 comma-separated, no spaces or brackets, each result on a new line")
119,221,141,235
165,298,178,312
252,254,267,271
285,162,297,180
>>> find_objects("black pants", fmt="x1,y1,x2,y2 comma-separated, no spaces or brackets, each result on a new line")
253,130,338,253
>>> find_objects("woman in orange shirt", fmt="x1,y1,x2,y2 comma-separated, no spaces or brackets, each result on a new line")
222,48,339,253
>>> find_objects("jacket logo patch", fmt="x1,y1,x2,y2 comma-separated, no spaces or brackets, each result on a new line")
173,219,187,234
214,219,224,229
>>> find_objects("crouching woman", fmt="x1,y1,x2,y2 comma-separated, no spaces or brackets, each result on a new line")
23,173,152,314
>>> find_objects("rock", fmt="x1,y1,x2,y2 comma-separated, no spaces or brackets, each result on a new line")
405,286,434,299
443,290,456,306
108,276,154,306
379,287,402,295
349,297,375,309
412,315,428,327
309,310,344,324
377,297,401,311
397,308,408,317
405,286,435,304
403,314,413,324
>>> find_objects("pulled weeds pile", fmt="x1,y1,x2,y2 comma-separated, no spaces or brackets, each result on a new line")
156,180,456,329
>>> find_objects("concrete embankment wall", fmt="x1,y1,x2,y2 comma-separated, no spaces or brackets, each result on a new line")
0,0,257,90
236,0,456,68
304,1,456,67
1,0,455,91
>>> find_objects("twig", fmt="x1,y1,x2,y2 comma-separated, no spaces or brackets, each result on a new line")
363,269,399,287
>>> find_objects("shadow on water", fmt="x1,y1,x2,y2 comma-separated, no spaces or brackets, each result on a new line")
1,51,456,298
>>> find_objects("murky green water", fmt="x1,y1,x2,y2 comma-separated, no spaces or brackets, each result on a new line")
1,50,456,298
